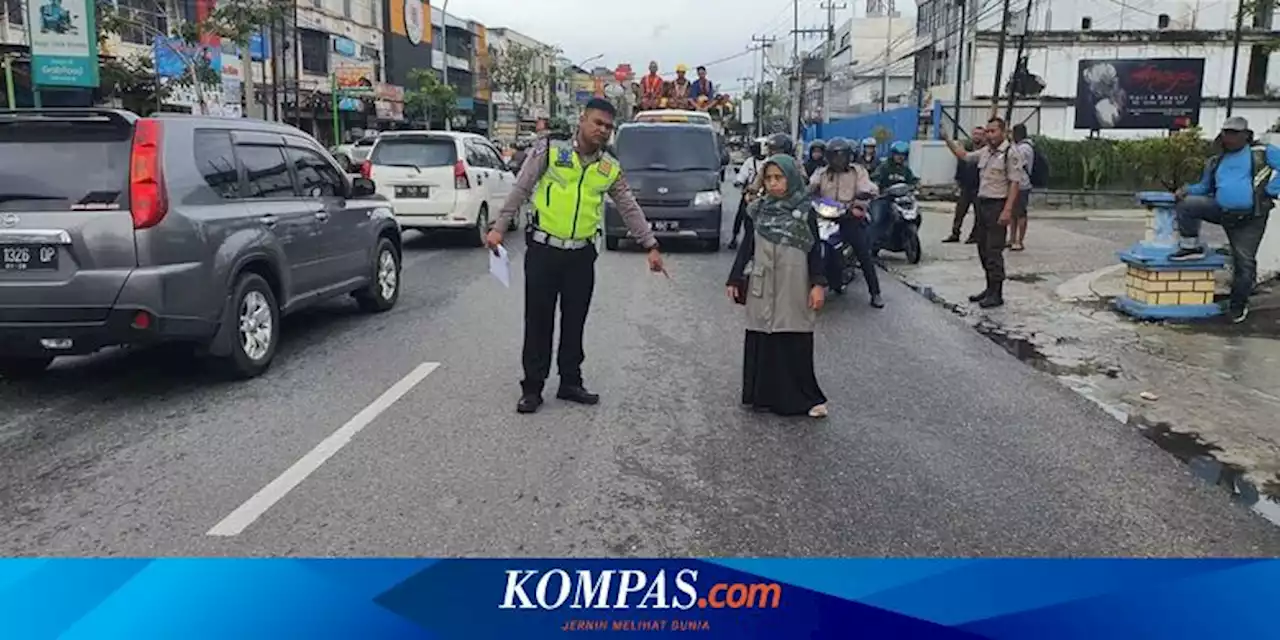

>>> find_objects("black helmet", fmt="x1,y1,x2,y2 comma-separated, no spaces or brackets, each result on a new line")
767,133,794,156
809,139,826,151
826,137,853,155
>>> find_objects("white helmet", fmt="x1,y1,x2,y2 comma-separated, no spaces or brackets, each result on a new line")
861,137,877,147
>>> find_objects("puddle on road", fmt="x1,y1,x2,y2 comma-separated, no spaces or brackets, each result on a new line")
1133,418,1280,528
1006,272,1048,284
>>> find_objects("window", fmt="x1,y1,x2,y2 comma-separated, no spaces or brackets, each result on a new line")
0,119,132,211
1081,16,1092,29
369,137,458,167
615,127,720,172
432,27,444,51
299,29,329,75
4,0,24,25
237,145,295,199
286,147,345,197
194,130,239,199
480,143,506,170
115,0,168,45
1157,13,1170,28
464,140,492,167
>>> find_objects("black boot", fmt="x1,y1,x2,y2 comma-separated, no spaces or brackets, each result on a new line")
979,282,1004,308
517,393,544,414
968,287,991,302
557,384,600,405
728,238,738,250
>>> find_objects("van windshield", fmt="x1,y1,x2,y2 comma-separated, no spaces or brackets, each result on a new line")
0,120,131,210
615,127,719,172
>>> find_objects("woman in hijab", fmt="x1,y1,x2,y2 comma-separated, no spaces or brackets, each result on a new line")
726,155,829,418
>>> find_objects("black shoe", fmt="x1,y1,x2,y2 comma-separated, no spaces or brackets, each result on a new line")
728,239,738,250
1170,246,1207,261
978,294,1005,309
968,289,991,302
942,235,960,243
557,385,600,405
870,294,885,308
1230,305,1250,324
964,236,978,244
517,393,543,414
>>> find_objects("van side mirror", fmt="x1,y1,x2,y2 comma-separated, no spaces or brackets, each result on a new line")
350,177,376,197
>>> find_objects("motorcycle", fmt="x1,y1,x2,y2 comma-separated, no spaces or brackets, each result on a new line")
812,196,872,292
872,182,922,264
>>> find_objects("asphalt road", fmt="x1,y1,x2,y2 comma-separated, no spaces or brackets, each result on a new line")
3,185,1279,557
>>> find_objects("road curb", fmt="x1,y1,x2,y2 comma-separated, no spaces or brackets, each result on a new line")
883,263,1280,522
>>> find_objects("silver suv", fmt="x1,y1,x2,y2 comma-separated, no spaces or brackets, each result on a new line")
0,109,402,379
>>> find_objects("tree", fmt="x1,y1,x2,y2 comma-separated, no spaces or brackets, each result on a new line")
98,54,168,115
96,0,289,114
488,41,558,122
404,68,457,127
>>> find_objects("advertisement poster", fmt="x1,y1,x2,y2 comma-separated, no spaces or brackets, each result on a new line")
25,0,99,87
335,62,377,95
1074,58,1205,130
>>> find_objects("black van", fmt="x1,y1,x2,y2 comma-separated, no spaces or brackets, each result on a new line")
604,122,728,251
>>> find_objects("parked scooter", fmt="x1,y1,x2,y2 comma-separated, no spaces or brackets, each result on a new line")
872,182,922,264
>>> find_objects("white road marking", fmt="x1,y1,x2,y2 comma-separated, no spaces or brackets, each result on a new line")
206,361,441,537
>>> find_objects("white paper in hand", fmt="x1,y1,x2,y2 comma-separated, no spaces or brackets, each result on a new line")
489,244,511,288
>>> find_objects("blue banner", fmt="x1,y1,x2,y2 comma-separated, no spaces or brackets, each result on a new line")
2,558,1280,638
154,36,222,80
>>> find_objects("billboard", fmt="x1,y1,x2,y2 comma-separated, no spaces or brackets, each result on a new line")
1074,58,1205,130
25,0,99,87
384,0,432,87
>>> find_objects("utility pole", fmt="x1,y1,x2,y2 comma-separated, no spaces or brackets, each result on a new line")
821,1,846,124
751,35,776,136
1226,0,1246,116
952,0,967,137
793,16,828,151
442,0,451,130
882,0,894,111
990,0,1013,115
1004,0,1033,123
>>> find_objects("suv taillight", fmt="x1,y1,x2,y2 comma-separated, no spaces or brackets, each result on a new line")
129,118,166,230
360,160,372,178
454,159,470,189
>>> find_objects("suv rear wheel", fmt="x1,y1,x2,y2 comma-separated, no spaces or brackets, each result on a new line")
0,356,54,380
219,273,280,379
472,206,490,247
355,237,401,312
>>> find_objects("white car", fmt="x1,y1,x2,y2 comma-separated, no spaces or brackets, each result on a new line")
362,131,517,246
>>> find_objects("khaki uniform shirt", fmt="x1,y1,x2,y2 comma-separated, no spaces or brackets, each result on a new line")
965,141,1027,200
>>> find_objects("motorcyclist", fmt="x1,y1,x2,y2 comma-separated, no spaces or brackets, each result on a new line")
804,140,827,179
857,137,879,171
729,139,768,249
869,140,920,248
808,137,884,308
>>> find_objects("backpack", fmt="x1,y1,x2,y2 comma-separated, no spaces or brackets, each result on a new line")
1028,144,1050,188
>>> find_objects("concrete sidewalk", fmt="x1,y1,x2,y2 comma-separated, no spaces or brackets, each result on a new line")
885,211,1280,516
918,200,1151,221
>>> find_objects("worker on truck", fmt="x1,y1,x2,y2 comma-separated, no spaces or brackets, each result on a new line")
640,61,664,111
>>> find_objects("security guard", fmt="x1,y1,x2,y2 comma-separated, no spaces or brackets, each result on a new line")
487,98,667,414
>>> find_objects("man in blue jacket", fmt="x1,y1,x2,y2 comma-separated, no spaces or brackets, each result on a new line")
1172,116,1278,323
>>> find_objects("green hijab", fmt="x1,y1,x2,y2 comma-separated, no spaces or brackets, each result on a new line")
748,154,815,253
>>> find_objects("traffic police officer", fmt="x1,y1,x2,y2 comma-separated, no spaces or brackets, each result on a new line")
486,98,666,414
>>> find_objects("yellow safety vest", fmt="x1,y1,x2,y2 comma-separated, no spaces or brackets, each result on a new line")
532,140,622,241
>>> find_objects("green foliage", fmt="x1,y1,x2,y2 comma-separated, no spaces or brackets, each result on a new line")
96,0,287,110
488,42,558,121
871,126,892,145
1032,129,1212,191
98,54,168,115
404,69,458,125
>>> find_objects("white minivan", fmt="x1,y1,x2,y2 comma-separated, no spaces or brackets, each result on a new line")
362,131,516,246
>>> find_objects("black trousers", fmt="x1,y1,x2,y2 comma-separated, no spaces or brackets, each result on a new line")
952,188,978,238
522,240,597,394
832,215,881,296
974,198,1007,287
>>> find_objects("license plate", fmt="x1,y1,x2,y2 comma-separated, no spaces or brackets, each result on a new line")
395,185,430,198
2,245,59,271
651,220,679,231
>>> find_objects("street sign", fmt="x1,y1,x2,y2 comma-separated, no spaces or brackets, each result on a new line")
26,0,99,87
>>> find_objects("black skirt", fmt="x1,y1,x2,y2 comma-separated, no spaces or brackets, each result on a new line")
742,330,826,416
